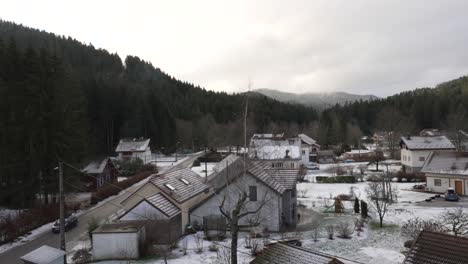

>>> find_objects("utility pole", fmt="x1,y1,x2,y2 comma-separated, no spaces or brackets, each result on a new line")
59,161,66,263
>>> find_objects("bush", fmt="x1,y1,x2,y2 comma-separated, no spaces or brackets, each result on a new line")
401,217,447,239
316,176,355,183
354,198,360,214
208,243,219,252
360,201,368,218
325,225,334,240
337,222,353,239
396,172,425,182
115,158,144,177
91,171,153,204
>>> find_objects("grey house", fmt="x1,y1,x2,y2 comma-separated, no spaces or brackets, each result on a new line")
190,154,298,232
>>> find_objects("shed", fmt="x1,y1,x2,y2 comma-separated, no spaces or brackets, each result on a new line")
92,222,146,260
21,245,65,264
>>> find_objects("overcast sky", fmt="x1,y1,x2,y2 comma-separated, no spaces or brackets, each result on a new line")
2,0,468,96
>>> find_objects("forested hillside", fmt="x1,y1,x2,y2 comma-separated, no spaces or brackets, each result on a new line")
318,77,468,148
0,20,318,206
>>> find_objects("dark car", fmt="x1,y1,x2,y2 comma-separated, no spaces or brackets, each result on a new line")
52,215,78,233
445,188,459,202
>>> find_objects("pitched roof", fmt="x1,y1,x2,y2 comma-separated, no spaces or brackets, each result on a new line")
251,243,344,264
421,151,468,176
403,230,468,264
21,245,65,264
145,193,180,218
115,138,150,152
82,158,110,174
151,168,209,203
298,134,320,147
400,136,455,150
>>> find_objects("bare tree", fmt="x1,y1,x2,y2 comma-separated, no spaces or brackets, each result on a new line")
401,217,447,239
366,181,398,228
441,207,468,236
325,225,335,239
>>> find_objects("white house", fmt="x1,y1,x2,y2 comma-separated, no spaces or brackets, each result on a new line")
21,245,65,264
249,133,301,169
400,136,455,173
115,138,151,163
298,134,321,164
92,222,146,260
190,155,298,232
421,151,468,195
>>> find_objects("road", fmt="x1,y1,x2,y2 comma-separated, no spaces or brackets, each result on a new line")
0,152,204,264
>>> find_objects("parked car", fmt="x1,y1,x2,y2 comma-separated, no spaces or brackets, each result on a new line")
52,215,78,233
306,163,320,170
344,159,355,163
445,188,459,202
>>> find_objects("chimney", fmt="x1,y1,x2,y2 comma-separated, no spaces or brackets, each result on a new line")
407,134,411,140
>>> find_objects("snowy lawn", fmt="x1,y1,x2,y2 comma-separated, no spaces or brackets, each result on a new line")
295,181,452,263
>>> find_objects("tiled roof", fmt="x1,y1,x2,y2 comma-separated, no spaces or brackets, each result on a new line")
247,161,287,194
151,168,209,203
146,193,180,218
403,230,468,264
21,245,65,264
421,151,468,176
251,243,344,264
82,158,110,174
265,169,298,190
212,154,241,174
400,136,455,150
115,138,150,152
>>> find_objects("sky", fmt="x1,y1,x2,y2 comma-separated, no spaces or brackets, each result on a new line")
2,0,468,97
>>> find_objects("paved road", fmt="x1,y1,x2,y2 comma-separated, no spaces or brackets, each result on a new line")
0,152,204,264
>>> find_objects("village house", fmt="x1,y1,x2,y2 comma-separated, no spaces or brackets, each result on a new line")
400,135,456,173
421,151,468,195
81,157,118,191
249,133,301,169
298,133,321,164
342,149,375,161
403,230,468,264
115,138,152,164
190,154,298,232
119,167,212,233
250,242,348,264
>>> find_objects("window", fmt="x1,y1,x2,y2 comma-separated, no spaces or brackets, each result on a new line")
291,189,296,198
272,163,275,168
276,162,283,168
165,184,176,191
302,150,306,155
180,178,190,185
291,163,295,168
419,157,425,162
249,186,257,201
434,179,442,186
408,156,411,162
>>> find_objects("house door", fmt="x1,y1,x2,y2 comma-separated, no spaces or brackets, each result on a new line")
455,181,463,195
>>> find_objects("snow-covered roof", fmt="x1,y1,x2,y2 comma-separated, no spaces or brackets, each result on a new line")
151,168,209,203
345,149,374,154
82,158,110,174
298,134,320,147
92,221,145,234
21,245,65,264
115,138,150,152
400,136,455,150
251,242,346,264
252,133,285,140
421,151,468,176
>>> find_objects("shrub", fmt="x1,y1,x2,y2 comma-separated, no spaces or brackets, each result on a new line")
72,248,92,264
91,171,153,204
208,243,219,252
360,201,368,218
354,198,360,214
337,222,353,239
401,217,447,239
115,158,144,177
325,225,334,240
195,235,204,253
396,172,425,182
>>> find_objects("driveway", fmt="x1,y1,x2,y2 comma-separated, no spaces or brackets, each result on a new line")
0,152,204,264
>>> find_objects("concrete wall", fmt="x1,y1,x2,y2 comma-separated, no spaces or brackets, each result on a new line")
190,173,282,231
92,231,142,260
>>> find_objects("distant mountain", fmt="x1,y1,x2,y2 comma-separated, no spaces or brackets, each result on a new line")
254,89,379,110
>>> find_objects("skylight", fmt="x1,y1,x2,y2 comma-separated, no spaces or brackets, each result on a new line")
165,184,176,191
180,178,190,185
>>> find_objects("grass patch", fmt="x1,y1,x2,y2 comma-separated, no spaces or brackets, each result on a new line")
369,221,399,230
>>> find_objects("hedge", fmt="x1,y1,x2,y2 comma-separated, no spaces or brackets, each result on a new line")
316,176,356,183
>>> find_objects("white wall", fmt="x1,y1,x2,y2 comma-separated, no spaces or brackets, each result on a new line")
191,173,282,231
401,149,432,169
120,200,168,221
426,174,468,195
118,147,152,164
92,232,140,260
